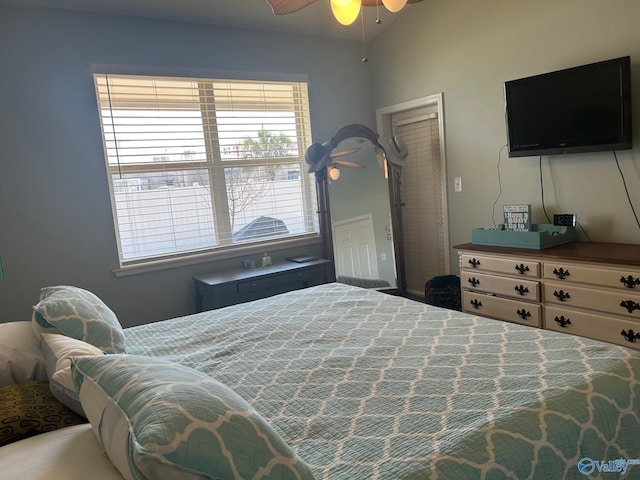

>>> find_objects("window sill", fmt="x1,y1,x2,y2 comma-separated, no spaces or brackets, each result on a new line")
112,235,324,277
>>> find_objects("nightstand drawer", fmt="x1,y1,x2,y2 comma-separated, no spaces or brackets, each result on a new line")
544,262,640,291
461,271,540,301
545,305,640,350
461,254,540,278
237,268,317,294
544,282,640,319
462,290,541,327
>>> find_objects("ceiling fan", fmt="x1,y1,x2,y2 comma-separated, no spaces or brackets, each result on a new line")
266,0,424,16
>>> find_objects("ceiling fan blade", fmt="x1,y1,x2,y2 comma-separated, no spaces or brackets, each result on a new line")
333,159,366,168
266,0,319,15
330,147,361,158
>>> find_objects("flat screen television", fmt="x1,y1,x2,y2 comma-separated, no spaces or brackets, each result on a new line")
505,56,632,157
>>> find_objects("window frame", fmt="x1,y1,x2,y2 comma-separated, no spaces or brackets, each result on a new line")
91,67,320,276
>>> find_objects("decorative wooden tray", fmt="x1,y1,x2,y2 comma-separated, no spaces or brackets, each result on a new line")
472,224,577,249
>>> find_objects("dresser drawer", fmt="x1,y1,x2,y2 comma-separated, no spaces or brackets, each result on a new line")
462,290,541,328
545,305,640,350
461,271,540,301
544,262,640,291
461,254,540,278
544,281,640,319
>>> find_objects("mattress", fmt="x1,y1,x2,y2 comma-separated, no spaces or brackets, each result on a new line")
123,282,640,479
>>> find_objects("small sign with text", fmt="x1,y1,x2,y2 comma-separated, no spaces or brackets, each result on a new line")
503,204,531,231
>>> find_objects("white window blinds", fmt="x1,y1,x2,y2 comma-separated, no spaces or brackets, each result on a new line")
394,115,446,296
93,73,317,265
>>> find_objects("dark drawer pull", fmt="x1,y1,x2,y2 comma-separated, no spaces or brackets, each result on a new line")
553,268,570,280
621,329,640,343
514,264,530,275
514,285,529,296
516,309,531,320
468,258,481,268
554,315,571,328
553,290,571,302
620,300,640,314
620,275,640,289
468,277,480,287
470,299,482,309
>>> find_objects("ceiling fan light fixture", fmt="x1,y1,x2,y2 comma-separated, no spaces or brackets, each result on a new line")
381,0,408,12
328,165,341,180
330,0,361,25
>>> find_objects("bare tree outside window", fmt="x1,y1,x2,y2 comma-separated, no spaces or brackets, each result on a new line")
226,129,294,231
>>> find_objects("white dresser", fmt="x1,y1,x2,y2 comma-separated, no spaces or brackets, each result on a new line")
455,242,640,350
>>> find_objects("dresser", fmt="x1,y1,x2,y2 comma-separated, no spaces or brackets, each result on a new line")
194,258,334,311
454,242,640,350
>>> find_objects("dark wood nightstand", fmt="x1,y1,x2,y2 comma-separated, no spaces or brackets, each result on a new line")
194,258,334,311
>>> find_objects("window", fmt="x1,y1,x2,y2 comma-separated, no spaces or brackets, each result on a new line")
93,73,318,266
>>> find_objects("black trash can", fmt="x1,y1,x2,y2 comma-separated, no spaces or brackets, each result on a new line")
424,275,461,311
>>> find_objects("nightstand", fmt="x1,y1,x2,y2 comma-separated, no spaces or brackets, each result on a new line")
194,258,334,311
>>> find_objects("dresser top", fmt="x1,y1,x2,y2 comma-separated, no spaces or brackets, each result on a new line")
454,242,640,267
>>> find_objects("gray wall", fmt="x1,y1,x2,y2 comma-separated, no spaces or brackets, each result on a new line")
0,6,376,326
3,1,640,326
369,0,640,272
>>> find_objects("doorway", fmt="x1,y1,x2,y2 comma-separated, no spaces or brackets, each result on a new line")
376,94,450,298
333,214,380,280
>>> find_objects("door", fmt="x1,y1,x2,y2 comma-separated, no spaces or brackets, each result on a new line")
377,94,450,298
333,214,379,280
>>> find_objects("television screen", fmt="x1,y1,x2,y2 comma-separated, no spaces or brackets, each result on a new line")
505,56,632,157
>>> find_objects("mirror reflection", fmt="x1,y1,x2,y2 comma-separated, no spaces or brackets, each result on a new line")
328,138,397,289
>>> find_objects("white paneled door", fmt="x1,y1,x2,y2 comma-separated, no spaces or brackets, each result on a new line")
333,214,379,280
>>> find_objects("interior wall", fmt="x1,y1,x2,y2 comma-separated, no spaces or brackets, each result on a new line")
0,6,376,326
370,0,640,273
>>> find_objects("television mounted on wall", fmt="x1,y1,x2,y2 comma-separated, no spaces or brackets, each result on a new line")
504,56,632,158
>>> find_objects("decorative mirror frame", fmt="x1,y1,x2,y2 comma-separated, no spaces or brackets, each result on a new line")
307,125,407,295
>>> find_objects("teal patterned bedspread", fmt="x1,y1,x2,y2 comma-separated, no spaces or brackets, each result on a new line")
125,283,640,479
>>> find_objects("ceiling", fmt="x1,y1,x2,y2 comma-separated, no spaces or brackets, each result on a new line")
0,0,417,41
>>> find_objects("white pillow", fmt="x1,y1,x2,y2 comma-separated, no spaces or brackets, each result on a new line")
0,424,123,480
0,321,47,387
40,333,104,416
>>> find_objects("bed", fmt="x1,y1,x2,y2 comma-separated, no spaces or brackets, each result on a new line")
2,282,640,479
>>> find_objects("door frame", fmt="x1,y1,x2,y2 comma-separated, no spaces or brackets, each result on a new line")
376,93,451,275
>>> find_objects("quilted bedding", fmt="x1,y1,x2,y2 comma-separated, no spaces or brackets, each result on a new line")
125,283,640,479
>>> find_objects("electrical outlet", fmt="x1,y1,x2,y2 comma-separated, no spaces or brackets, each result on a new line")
454,177,462,192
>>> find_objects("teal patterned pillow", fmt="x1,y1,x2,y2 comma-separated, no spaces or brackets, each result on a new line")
32,286,126,354
71,355,315,480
